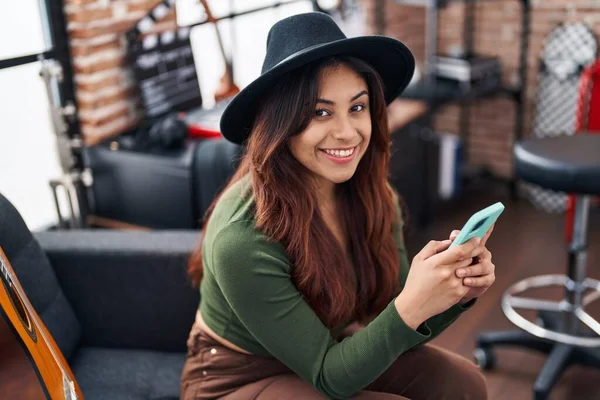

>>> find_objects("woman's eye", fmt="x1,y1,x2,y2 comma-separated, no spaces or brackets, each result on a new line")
315,109,331,117
351,104,366,112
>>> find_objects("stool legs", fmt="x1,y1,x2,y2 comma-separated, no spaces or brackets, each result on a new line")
533,343,572,400
572,346,600,369
477,330,553,356
565,196,590,335
474,195,600,400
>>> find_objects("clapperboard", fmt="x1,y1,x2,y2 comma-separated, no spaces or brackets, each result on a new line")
126,0,203,118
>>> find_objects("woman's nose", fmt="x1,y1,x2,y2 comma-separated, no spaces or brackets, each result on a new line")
331,115,357,140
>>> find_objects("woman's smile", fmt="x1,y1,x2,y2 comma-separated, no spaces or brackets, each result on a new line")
318,145,359,164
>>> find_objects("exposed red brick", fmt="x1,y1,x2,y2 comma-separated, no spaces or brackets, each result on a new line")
69,19,139,39
77,88,136,110
64,0,98,5
73,56,125,74
66,8,112,23
83,117,142,147
70,39,121,57
76,73,122,92
78,106,131,126
66,0,181,143
127,0,168,14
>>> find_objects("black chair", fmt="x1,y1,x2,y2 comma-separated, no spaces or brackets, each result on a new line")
474,135,600,399
86,137,242,229
0,192,200,399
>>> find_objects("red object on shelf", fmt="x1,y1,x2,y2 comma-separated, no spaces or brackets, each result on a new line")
180,99,234,140
565,59,600,244
187,125,223,139
178,112,222,139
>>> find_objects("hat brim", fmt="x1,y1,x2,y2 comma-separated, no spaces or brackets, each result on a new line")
220,35,415,145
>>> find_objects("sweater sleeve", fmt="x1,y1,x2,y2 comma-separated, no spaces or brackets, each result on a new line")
210,220,433,399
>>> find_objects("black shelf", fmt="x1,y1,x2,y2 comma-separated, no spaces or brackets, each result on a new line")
401,77,510,107
390,0,531,200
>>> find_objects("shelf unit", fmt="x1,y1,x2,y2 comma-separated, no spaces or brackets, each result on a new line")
376,0,532,199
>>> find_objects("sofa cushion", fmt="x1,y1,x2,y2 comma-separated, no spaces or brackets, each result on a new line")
71,347,185,400
0,193,81,359
35,229,199,352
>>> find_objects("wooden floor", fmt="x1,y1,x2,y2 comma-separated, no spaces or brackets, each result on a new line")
402,180,600,400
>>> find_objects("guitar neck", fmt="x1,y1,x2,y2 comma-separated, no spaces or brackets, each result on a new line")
199,0,232,73
0,248,80,400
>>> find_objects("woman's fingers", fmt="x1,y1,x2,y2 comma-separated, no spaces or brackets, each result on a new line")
417,240,452,261
432,237,480,265
456,261,495,278
480,248,492,261
448,257,474,271
463,273,495,287
471,245,486,259
480,223,495,247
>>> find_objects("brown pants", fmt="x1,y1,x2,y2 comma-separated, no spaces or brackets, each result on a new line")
180,324,488,400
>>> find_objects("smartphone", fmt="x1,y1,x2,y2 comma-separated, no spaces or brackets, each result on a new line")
449,202,505,248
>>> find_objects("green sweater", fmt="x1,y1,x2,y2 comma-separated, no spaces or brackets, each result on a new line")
199,176,473,399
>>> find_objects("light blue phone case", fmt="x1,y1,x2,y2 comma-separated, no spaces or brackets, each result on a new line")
449,202,505,248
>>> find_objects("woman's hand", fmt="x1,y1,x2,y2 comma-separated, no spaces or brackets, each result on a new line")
450,225,496,303
394,237,484,330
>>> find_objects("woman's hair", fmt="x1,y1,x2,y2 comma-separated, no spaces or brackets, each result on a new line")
188,56,401,329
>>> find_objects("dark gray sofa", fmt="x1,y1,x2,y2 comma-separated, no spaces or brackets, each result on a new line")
0,192,201,399
85,137,242,230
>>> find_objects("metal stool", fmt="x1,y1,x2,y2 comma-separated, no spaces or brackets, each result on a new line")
474,135,600,400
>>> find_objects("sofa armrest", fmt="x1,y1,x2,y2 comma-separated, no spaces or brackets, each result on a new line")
34,230,201,353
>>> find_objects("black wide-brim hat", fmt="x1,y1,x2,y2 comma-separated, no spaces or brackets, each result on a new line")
220,11,415,145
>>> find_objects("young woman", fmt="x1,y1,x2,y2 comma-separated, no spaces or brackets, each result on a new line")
181,12,495,400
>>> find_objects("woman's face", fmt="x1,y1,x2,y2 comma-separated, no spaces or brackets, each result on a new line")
288,63,371,188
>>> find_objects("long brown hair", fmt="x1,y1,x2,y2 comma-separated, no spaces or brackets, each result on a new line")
188,56,401,329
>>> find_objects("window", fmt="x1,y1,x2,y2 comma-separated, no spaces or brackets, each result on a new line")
0,0,64,231
0,0,48,60
178,0,313,108
0,62,63,231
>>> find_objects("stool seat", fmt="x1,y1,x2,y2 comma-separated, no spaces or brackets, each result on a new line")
514,135,600,195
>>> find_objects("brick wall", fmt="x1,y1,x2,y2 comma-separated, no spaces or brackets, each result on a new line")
66,0,600,166
362,0,600,179
65,0,178,146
